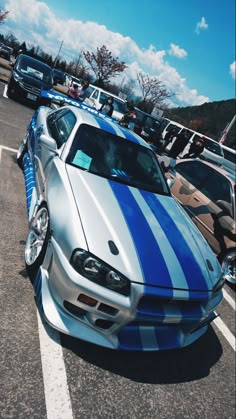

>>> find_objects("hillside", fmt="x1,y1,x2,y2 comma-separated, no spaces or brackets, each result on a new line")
164,99,236,149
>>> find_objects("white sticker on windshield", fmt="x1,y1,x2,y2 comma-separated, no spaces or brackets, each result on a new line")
25,66,43,80
72,150,92,169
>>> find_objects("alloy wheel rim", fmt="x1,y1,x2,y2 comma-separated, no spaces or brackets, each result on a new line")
222,252,236,284
25,207,49,265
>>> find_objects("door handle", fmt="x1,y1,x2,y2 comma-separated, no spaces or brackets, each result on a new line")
193,195,200,202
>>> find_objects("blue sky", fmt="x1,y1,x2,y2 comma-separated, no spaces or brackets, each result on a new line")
1,0,235,107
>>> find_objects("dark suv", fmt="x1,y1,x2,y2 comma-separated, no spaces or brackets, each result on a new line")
134,108,163,149
7,54,54,106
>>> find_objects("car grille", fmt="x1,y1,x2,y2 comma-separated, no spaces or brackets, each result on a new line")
19,81,41,96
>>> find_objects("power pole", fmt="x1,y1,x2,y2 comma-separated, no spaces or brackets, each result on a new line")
53,40,64,68
219,114,236,144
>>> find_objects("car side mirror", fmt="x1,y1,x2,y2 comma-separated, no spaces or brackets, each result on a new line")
167,177,175,188
39,134,58,153
216,200,232,217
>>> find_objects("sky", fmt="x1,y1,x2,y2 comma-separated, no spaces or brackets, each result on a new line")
0,0,235,107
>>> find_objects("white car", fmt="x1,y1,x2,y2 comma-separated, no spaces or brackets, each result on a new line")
84,86,127,121
17,97,224,351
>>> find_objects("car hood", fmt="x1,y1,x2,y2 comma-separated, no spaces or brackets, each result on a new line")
66,166,221,291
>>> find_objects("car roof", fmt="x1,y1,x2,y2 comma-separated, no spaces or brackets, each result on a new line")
177,158,236,184
65,105,152,148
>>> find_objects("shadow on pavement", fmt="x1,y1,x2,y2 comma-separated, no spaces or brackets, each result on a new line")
61,325,222,384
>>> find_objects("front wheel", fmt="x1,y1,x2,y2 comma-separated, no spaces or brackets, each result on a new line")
220,249,236,285
25,205,50,278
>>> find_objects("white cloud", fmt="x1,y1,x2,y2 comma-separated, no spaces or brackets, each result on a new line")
168,43,187,58
195,17,208,34
229,61,236,79
3,0,209,106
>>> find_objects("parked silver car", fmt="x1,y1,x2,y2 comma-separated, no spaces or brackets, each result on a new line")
17,102,224,350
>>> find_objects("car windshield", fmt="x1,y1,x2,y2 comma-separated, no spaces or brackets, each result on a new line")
66,124,170,194
100,92,127,114
204,138,223,156
18,56,52,83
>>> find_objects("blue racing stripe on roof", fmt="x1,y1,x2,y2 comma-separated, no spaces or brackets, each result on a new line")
118,127,141,144
96,116,118,135
109,180,173,290
140,190,209,293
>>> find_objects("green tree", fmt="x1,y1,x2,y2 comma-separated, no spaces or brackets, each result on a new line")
83,45,127,87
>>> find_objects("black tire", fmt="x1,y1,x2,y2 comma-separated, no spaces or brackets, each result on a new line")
17,138,27,170
25,204,50,279
219,249,236,286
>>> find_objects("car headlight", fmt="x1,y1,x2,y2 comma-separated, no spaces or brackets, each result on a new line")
13,71,23,82
213,274,225,293
70,249,130,296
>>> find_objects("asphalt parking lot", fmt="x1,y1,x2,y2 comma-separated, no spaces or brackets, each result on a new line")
0,80,235,419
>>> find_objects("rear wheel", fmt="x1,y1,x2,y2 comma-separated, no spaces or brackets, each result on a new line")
25,205,50,278
220,249,236,285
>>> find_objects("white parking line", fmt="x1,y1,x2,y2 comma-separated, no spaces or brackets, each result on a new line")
213,316,236,351
223,288,236,310
37,312,73,419
0,144,17,153
0,145,73,418
3,84,8,98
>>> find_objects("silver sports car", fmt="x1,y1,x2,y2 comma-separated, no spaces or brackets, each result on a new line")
17,99,224,351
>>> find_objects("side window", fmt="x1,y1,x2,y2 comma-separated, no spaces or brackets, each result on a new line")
47,109,76,148
166,123,182,134
223,149,236,163
99,92,109,105
175,161,210,188
201,172,232,204
92,89,99,100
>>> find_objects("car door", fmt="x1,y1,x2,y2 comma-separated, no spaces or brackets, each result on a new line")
170,160,209,207
186,169,235,255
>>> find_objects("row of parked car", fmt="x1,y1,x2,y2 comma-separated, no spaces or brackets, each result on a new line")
0,43,13,61
5,52,164,144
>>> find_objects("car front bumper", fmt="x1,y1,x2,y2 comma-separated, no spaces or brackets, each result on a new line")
33,235,222,351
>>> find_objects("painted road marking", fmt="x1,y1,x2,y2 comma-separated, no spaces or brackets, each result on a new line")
37,312,73,419
213,316,236,351
0,144,17,153
3,84,8,98
0,145,73,419
223,288,236,310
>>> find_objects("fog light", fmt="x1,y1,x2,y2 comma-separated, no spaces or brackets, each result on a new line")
78,294,97,307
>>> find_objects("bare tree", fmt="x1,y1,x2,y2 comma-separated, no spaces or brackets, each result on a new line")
0,8,9,24
137,72,174,112
83,45,127,87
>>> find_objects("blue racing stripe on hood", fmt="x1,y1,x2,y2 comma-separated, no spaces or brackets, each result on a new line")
140,190,209,292
109,180,174,291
